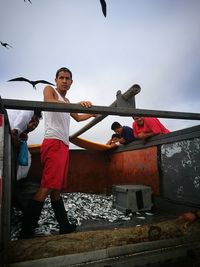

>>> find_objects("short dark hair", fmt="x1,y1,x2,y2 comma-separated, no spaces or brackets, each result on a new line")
56,67,72,79
111,121,122,130
112,133,120,139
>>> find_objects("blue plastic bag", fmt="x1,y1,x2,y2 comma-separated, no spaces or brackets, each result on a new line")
18,141,29,166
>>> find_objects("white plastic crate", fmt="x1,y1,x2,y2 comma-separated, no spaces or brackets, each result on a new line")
112,184,152,213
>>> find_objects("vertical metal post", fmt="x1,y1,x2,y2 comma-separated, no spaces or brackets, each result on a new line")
0,112,12,267
0,113,4,266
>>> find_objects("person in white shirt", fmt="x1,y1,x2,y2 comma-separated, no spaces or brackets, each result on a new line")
20,67,95,239
7,109,42,181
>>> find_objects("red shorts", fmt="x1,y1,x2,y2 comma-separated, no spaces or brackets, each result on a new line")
40,139,69,191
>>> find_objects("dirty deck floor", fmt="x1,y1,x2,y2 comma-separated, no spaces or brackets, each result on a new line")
9,193,200,266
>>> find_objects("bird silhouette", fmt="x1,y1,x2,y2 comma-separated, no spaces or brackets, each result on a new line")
0,41,12,49
8,77,55,89
100,0,107,17
24,0,32,3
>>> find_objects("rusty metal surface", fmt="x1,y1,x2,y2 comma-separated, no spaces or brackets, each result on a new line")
160,138,200,207
108,147,160,195
27,146,160,195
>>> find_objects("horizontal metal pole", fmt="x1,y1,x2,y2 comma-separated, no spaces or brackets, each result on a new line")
2,98,200,121
70,108,200,139
70,84,141,139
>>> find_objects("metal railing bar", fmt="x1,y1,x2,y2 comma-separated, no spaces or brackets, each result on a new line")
1,98,200,141
2,98,200,120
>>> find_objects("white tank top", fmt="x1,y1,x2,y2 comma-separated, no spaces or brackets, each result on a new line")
44,89,70,145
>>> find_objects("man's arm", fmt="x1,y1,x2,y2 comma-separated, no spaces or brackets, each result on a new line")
118,137,126,144
71,113,95,122
43,86,62,103
71,101,96,122
138,132,156,139
44,86,95,121
12,110,34,135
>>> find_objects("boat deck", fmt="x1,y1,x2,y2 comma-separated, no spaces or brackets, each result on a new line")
9,192,200,266
11,192,179,240
8,217,200,266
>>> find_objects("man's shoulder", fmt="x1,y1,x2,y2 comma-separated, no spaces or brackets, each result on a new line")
144,117,158,123
44,85,55,92
43,86,57,99
123,125,132,131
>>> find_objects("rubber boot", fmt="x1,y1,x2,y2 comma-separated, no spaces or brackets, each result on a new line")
51,197,76,234
20,199,44,239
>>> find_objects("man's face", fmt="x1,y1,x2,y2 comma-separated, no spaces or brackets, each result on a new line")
55,71,73,92
114,127,123,135
134,116,144,126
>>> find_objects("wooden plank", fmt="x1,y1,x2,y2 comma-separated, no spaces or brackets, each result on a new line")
70,137,112,151
28,139,112,151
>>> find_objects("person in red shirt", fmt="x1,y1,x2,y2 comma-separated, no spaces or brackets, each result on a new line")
132,116,170,143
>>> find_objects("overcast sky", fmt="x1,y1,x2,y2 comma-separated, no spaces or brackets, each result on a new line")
1,0,200,148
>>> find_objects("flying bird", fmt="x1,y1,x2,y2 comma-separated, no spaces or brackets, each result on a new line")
24,0,32,3
8,77,55,89
100,0,107,17
0,41,12,49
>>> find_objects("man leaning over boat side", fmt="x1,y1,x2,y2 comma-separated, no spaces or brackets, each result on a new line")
107,121,135,146
106,133,121,148
20,67,96,239
132,116,170,144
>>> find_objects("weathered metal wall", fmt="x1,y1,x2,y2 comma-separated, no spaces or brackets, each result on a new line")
67,147,161,195
28,149,109,194
67,150,109,193
28,147,160,195
107,147,160,195
160,138,200,206
28,135,200,206
27,149,42,184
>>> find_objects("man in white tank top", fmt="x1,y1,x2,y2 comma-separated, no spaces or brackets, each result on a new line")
20,67,95,238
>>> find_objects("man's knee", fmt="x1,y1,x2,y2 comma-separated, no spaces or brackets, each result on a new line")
34,187,50,201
